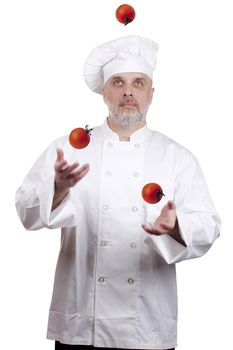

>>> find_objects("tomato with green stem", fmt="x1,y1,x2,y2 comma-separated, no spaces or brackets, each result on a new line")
69,125,93,149
116,4,136,25
142,183,165,204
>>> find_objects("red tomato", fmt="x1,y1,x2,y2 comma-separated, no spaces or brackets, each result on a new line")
69,125,93,149
116,4,136,25
142,183,165,204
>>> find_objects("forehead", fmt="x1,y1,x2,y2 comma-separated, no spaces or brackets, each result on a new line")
108,72,151,83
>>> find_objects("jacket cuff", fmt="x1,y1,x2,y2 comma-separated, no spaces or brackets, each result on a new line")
144,232,188,264
144,210,217,264
38,175,78,229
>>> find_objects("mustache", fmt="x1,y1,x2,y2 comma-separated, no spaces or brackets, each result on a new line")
119,97,139,107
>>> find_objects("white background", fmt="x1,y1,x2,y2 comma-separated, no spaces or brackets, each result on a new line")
0,0,232,349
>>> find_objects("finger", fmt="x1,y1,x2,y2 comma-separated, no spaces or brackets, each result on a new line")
141,224,155,234
68,169,89,187
56,148,64,162
60,162,79,176
142,223,168,235
72,163,89,175
71,164,90,181
167,200,175,210
66,163,89,179
55,159,68,173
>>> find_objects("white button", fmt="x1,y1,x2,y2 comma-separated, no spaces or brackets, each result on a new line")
107,142,113,147
103,205,109,211
133,171,139,177
134,143,141,148
128,278,134,284
98,277,105,283
100,241,107,247
130,242,137,249
105,171,112,176
131,206,138,212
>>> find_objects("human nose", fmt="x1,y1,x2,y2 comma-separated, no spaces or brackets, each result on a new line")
123,83,133,97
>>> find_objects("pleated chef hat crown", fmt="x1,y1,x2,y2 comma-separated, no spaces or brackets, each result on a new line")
84,35,159,94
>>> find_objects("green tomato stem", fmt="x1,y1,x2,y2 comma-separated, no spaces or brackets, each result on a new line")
124,17,132,26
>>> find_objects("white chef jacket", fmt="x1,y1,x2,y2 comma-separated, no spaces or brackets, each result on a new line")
15,118,220,349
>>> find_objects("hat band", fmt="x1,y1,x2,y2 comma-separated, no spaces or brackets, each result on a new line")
102,53,153,84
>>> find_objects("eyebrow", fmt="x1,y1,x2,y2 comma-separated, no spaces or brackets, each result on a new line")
111,76,124,81
111,75,146,81
134,77,146,81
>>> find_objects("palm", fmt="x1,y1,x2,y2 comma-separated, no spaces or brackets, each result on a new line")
142,201,177,235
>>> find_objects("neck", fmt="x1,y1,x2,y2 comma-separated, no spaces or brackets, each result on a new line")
107,116,146,141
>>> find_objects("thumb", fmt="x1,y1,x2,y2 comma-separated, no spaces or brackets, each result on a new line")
56,147,64,162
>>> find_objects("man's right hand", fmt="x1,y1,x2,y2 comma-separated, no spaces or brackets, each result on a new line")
52,147,90,210
54,147,90,190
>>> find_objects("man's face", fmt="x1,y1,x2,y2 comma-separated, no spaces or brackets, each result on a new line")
102,72,154,129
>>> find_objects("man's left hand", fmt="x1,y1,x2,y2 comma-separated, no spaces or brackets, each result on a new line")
142,200,177,235
142,201,187,246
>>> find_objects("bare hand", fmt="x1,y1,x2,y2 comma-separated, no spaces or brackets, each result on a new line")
142,200,177,235
54,147,90,191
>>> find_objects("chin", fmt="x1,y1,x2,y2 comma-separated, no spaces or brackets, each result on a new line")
111,112,145,129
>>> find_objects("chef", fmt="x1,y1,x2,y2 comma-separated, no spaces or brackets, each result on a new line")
15,35,221,350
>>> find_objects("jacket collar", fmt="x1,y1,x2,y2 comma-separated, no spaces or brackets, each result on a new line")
101,117,150,143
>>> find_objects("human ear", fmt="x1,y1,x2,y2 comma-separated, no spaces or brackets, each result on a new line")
102,88,107,102
103,95,108,105
149,87,155,103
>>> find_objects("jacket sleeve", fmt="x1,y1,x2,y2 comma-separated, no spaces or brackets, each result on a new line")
15,139,80,230
144,150,221,264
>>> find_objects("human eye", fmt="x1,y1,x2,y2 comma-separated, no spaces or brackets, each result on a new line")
134,79,144,87
112,79,124,87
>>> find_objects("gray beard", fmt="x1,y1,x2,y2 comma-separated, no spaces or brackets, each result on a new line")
108,105,147,129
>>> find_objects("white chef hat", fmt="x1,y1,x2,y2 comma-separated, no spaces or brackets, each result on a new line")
84,35,159,94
